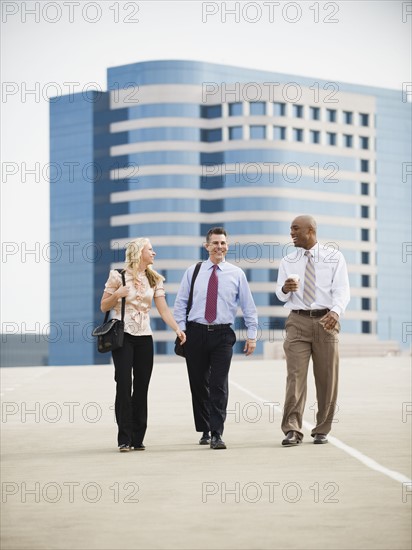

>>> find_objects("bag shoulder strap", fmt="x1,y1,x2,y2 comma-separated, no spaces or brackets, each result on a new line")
186,261,202,320
103,269,127,323
117,269,126,321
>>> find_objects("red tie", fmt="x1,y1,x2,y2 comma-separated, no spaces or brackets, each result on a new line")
205,264,218,323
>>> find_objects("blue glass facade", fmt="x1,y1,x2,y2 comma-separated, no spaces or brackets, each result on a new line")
50,92,128,365
50,93,96,365
50,60,411,364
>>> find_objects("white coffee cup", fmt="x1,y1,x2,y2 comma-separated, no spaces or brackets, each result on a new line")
288,274,300,282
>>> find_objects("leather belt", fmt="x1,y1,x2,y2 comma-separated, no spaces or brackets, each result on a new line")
292,309,329,318
188,322,231,331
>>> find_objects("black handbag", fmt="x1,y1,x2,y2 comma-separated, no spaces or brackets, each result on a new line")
174,262,202,357
92,270,126,353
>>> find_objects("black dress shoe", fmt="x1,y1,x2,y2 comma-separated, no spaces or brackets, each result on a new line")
281,431,302,446
210,434,226,450
313,433,328,444
199,432,211,445
132,444,146,451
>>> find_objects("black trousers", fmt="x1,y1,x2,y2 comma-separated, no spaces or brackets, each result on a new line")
112,333,153,446
185,323,236,436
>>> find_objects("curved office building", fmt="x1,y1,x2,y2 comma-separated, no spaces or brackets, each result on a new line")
50,60,411,364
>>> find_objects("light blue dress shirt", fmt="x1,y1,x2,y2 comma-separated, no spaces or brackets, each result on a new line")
174,259,258,339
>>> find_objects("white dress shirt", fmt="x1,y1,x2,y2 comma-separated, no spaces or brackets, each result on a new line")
275,243,350,316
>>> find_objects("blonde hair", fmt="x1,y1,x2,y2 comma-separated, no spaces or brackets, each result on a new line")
125,238,164,289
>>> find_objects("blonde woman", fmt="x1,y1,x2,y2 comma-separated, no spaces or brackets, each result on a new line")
101,238,186,452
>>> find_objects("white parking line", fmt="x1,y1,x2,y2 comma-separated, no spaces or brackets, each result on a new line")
230,380,412,485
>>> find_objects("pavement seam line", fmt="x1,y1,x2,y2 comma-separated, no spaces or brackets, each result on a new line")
230,379,412,485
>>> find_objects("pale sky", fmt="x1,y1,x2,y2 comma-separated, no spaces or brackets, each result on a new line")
1,0,411,330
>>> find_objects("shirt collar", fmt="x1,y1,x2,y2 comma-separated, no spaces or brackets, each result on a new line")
298,242,318,256
205,258,226,270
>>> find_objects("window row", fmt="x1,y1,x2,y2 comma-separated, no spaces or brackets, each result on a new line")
202,126,371,150
124,148,368,173
202,103,371,126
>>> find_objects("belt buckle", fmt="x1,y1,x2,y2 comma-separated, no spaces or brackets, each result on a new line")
207,325,214,331
309,310,316,317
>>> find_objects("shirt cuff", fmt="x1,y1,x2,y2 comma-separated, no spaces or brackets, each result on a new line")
276,289,291,302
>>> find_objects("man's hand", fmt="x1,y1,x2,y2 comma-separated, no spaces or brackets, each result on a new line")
176,329,186,345
319,311,339,332
282,278,299,293
244,339,256,356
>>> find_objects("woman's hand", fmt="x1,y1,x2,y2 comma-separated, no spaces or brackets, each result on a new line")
101,286,129,312
115,286,130,298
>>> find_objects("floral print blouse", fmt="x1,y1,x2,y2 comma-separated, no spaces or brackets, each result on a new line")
104,269,165,336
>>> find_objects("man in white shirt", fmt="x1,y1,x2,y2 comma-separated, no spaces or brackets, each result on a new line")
276,215,350,446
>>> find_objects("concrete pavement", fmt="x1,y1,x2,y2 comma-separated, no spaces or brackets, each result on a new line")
1,356,411,550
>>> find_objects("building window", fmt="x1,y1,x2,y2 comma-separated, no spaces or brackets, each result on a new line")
201,129,222,142
250,125,266,139
359,113,369,126
361,274,370,287
250,101,266,115
293,128,303,142
360,136,369,150
327,109,337,122
269,268,278,281
361,182,369,195
310,106,320,120
201,198,224,213
274,102,286,116
362,321,371,333
201,105,222,119
361,159,369,172
361,251,370,264
293,105,303,118
327,132,336,146
362,298,371,310
343,111,353,124
343,134,353,147
361,205,369,218
361,228,369,241
155,341,167,354
228,126,243,140
310,130,320,144
229,102,242,116
273,126,286,140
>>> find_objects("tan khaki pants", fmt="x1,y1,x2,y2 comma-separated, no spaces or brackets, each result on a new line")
281,311,340,438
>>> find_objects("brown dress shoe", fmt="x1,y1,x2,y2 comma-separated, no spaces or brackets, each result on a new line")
281,431,302,446
313,433,328,444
